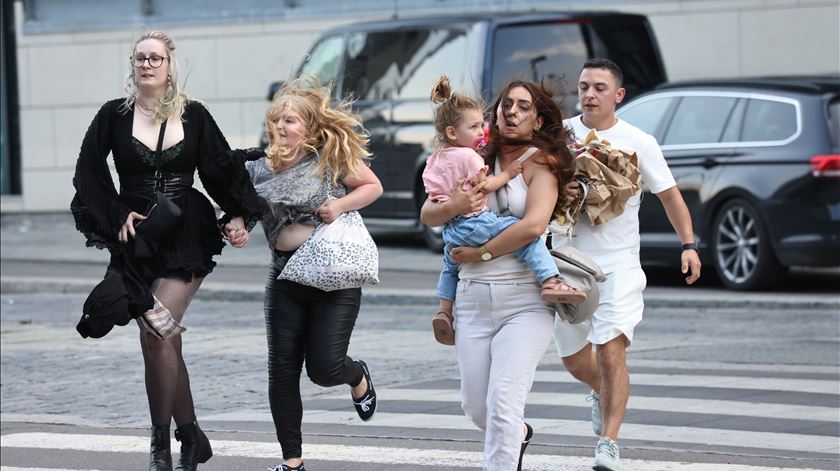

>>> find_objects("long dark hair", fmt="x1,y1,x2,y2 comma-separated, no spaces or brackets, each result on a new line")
484,80,574,193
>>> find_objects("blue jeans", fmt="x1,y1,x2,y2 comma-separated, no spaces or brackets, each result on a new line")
436,210,559,301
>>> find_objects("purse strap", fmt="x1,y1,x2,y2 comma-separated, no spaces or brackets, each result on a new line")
153,120,168,192
496,147,539,217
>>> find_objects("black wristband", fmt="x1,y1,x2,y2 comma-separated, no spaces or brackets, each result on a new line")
681,242,699,252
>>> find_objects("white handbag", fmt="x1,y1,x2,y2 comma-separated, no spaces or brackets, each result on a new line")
279,210,380,291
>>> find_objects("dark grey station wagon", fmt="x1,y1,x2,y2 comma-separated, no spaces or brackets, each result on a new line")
617,76,840,290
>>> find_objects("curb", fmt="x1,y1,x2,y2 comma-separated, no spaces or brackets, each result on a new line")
2,277,838,310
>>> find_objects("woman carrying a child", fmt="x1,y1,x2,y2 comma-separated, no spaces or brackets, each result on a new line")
423,76,584,347
420,78,579,470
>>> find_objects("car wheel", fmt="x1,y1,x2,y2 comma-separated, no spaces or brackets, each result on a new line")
711,198,784,290
422,222,445,252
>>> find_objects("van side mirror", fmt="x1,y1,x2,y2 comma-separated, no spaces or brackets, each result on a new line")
267,81,284,101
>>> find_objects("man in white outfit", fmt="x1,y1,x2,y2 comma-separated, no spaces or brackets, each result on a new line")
554,58,702,471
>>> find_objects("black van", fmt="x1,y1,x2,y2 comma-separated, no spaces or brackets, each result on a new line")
265,12,667,249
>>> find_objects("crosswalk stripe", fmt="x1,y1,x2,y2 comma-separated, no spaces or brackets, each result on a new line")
533,370,839,395
1,468,108,471
198,409,838,453
626,359,840,375
330,388,838,421
2,469,109,471
0,433,829,471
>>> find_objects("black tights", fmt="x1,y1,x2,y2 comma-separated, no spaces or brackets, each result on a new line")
266,252,363,459
139,276,202,427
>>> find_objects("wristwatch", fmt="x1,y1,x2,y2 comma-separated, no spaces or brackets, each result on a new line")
479,244,493,261
681,242,699,253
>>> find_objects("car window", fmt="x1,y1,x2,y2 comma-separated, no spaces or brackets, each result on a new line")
395,28,468,100
828,98,840,152
343,31,403,101
741,98,797,142
663,96,738,145
298,34,346,86
617,97,673,138
588,16,666,97
720,98,746,143
491,23,587,100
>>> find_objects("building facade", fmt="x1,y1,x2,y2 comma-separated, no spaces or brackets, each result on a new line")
1,0,838,212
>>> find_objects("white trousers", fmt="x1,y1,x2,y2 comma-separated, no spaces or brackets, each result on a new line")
454,280,555,470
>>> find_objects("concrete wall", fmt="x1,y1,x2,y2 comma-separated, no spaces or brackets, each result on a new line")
2,0,838,212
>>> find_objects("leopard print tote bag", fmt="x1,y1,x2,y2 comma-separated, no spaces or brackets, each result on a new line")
279,210,380,291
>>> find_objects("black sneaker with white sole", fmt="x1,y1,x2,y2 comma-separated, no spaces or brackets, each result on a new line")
352,360,377,421
268,463,304,471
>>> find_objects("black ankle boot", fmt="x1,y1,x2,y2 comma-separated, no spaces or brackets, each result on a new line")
149,425,173,471
174,420,213,471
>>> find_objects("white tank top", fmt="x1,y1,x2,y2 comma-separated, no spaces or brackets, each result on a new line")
459,150,542,283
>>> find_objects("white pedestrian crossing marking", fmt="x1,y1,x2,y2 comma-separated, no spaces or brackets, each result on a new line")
3,361,837,469
324,388,837,421
0,433,830,471
533,370,839,394
199,408,837,454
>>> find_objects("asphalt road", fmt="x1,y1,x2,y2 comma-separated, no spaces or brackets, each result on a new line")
1,290,838,470
1,219,838,470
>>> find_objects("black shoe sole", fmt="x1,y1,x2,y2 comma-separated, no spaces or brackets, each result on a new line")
517,423,533,471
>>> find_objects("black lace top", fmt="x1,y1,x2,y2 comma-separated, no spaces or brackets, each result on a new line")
71,98,263,282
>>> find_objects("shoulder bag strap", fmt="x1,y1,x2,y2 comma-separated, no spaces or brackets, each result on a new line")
496,147,539,217
516,146,540,163
153,120,168,192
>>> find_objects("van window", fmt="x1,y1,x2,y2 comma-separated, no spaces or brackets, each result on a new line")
617,97,674,138
298,34,346,86
343,31,403,101
491,23,587,99
741,99,797,142
828,98,840,152
395,28,468,100
663,96,738,145
589,16,666,97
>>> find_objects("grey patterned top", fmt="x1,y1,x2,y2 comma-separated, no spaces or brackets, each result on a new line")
245,154,347,251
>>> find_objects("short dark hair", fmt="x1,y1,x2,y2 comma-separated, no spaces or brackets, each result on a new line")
582,58,623,87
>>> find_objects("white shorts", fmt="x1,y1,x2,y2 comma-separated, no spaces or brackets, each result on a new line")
554,266,646,357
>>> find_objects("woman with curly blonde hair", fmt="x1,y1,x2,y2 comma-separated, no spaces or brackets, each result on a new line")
224,77,383,471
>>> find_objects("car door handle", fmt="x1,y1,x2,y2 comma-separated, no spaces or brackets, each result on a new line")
701,158,719,169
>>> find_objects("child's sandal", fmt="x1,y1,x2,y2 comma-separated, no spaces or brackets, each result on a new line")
541,282,587,304
432,311,455,346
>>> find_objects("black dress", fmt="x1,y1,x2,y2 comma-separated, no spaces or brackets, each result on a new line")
71,98,262,334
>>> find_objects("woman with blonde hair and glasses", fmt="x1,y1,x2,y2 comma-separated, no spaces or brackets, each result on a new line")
223,77,383,471
71,31,262,470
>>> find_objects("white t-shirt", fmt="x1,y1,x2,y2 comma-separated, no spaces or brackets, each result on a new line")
564,115,676,273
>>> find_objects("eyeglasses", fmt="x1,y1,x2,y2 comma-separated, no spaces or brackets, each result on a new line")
130,55,167,68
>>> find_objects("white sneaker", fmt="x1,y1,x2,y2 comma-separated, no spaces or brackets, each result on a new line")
593,437,619,471
587,390,602,436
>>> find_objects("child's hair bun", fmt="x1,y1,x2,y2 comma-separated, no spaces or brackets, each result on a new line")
430,75,453,104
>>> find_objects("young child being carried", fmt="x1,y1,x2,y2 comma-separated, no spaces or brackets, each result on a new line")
423,76,586,346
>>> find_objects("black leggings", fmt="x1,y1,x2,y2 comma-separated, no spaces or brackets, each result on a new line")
265,250,364,459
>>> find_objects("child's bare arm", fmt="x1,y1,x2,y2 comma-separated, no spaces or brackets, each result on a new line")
480,161,523,193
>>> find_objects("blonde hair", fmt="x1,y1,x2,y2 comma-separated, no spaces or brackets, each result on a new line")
121,30,189,122
430,75,484,149
265,77,371,184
